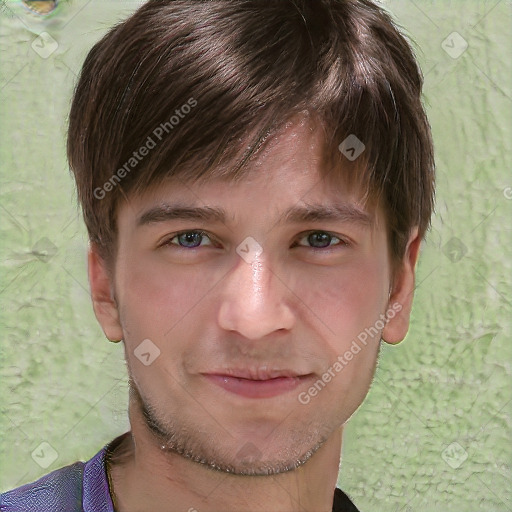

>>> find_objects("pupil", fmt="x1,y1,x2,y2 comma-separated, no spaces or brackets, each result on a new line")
180,232,201,247
310,232,330,248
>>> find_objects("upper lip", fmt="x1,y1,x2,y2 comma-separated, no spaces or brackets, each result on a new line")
203,368,311,380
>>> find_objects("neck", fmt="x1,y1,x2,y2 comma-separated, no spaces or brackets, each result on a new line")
107,403,343,512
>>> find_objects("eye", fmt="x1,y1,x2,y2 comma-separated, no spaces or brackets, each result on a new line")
162,230,214,249
294,231,348,250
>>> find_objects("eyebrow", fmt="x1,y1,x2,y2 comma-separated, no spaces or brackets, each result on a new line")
280,203,373,226
136,202,373,228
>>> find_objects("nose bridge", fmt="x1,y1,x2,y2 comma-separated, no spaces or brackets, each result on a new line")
217,251,294,339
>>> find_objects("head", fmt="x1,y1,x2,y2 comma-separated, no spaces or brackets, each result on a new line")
68,0,434,474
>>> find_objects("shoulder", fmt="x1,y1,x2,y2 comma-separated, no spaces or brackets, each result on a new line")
0,461,85,512
0,435,126,512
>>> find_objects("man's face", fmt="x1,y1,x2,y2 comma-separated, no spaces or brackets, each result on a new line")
98,120,398,475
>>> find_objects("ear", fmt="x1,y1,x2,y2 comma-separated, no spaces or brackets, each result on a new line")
382,227,422,345
88,243,124,342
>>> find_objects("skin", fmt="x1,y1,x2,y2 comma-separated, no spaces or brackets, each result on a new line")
89,118,421,512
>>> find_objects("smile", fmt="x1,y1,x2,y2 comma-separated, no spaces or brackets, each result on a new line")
202,372,315,399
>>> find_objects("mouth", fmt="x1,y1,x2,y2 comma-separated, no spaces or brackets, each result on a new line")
202,369,315,399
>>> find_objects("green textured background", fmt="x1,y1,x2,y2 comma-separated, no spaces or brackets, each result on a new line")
1,1,511,510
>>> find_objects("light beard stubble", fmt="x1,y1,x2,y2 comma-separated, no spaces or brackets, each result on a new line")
128,377,330,476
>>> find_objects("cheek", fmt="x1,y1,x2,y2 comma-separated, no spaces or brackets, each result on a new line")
294,257,389,348
115,254,221,343
294,260,386,419
114,257,222,397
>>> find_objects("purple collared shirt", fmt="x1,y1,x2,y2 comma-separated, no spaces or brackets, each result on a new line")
0,439,115,512
0,432,359,511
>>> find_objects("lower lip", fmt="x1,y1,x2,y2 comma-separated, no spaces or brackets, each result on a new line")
203,374,314,399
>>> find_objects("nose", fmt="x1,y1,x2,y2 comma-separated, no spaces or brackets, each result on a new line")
217,253,295,340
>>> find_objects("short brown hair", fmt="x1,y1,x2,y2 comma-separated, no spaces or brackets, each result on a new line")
67,0,435,271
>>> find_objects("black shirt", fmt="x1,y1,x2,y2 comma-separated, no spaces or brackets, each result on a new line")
333,487,361,511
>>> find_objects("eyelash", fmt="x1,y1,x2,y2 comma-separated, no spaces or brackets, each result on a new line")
161,230,350,251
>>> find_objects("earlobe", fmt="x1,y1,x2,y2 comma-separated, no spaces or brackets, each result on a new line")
88,243,124,342
382,227,422,345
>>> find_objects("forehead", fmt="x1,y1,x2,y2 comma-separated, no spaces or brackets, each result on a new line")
117,117,381,227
